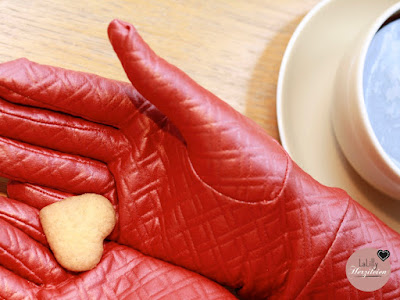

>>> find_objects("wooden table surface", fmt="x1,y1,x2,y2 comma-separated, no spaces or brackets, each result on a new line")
0,0,321,195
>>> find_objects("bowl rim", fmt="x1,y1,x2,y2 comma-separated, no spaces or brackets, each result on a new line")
356,2,400,182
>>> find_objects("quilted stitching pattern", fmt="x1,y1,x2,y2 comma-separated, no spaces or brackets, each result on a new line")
0,19,397,299
37,243,233,300
108,20,289,204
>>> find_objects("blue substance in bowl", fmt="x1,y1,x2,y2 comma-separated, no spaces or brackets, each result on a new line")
364,18,400,168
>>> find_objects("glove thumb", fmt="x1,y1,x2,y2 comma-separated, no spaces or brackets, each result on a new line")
108,19,288,202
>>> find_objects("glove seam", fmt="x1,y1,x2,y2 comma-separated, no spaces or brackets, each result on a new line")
184,145,291,204
0,135,105,167
0,102,111,134
270,149,291,203
15,183,68,200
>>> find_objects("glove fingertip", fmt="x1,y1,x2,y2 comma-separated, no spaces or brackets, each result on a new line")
108,19,140,55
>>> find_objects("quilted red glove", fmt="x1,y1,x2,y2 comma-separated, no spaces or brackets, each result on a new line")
0,196,232,299
0,19,398,299
0,197,233,300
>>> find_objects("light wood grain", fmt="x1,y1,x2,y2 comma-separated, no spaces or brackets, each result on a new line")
0,0,320,196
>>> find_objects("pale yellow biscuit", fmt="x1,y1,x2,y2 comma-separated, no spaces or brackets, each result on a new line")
39,193,116,272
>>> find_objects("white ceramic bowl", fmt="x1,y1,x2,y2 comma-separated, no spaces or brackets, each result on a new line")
332,2,400,200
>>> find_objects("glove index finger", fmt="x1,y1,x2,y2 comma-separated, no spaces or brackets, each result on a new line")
0,58,141,128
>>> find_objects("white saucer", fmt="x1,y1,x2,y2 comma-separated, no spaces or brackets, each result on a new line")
277,0,400,233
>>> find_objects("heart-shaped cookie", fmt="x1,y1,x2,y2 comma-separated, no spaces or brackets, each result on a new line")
39,193,116,272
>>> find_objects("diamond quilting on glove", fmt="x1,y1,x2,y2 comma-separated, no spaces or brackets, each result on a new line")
0,19,398,299
0,195,236,299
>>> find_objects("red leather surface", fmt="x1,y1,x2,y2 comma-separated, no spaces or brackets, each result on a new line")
0,19,398,299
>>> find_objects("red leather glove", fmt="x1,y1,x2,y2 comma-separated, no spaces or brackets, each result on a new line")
0,19,398,299
0,196,232,299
